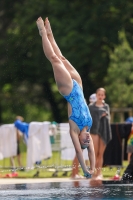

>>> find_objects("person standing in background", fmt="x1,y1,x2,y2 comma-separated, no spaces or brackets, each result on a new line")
126,123,133,162
89,88,112,180
9,116,26,174
89,93,97,105
14,116,29,169
14,116,29,145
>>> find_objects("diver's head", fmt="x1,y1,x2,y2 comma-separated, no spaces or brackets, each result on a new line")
79,131,90,149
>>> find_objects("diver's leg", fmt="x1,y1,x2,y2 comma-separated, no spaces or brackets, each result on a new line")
36,17,72,95
45,17,82,88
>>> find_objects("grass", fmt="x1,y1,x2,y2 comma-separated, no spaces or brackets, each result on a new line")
0,151,128,179
0,138,129,179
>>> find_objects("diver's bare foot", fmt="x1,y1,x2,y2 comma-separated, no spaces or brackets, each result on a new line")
94,174,103,180
36,17,46,36
45,17,53,38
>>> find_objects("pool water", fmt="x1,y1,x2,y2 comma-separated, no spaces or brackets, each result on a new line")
0,181,133,200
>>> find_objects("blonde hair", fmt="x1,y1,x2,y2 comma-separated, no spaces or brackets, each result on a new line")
16,116,24,122
96,88,106,94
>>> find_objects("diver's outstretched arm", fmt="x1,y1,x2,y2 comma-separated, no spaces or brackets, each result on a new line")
70,128,94,177
87,135,95,173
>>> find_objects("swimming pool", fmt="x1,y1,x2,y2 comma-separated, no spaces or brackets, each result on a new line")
0,180,133,200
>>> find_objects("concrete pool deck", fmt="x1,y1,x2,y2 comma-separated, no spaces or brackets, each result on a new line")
0,177,90,185
0,177,122,185
0,177,132,185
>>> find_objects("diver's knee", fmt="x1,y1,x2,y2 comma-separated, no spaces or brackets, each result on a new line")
59,55,66,61
51,54,60,63
51,55,67,63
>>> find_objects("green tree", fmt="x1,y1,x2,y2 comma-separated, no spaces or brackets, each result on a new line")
1,0,133,122
105,32,133,107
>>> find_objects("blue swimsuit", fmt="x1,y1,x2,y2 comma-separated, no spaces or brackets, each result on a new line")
63,79,92,131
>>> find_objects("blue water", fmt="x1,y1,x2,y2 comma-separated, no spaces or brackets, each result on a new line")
0,181,133,200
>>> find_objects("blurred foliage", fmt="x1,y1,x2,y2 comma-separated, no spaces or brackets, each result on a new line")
105,32,133,107
0,0,133,123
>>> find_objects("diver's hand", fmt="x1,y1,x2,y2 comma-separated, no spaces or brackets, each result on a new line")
84,169,94,179
84,171,92,179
